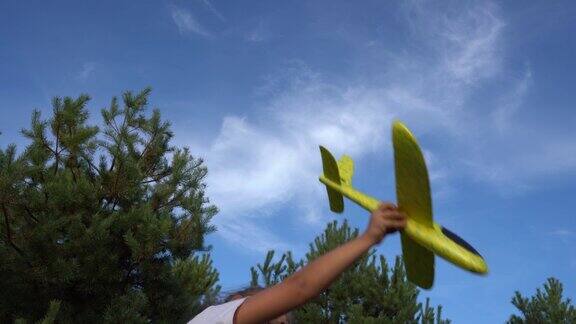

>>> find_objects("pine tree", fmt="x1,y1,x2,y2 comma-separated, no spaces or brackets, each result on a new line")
507,277,576,324
250,220,450,323
0,89,220,323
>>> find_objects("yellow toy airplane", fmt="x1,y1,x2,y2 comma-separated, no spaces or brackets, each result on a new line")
319,121,488,289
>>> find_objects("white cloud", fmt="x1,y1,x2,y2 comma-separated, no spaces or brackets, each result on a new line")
170,5,211,37
217,219,292,254
207,116,303,214
200,83,396,252
77,62,95,81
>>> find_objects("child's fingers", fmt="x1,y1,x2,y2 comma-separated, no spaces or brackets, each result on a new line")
386,218,406,227
397,218,407,228
378,202,397,211
384,218,407,231
381,211,406,221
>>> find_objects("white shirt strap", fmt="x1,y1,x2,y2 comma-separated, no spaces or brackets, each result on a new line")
187,297,248,324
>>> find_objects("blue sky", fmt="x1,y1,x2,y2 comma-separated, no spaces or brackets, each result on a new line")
1,1,575,322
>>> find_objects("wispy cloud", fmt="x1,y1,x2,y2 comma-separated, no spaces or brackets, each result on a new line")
245,21,270,43
170,5,211,37
441,6,504,84
405,1,504,85
549,229,574,237
200,0,226,22
402,2,576,195
76,62,96,81
548,229,575,245
492,67,533,132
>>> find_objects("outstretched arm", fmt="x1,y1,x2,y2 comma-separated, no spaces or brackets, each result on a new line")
235,202,406,324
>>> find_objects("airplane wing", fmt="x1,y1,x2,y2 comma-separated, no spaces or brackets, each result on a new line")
392,122,433,227
401,234,434,289
393,121,435,289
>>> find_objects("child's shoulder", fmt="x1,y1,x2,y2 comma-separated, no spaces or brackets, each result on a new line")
187,298,247,324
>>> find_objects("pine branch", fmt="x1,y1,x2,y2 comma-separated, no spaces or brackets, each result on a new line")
2,203,12,244
109,154,116,173
2,203,31,266
23,205,39,223
137,123,159,162
140,170,171,184
53,115,62,176
39,136,58,157
81,153,103,177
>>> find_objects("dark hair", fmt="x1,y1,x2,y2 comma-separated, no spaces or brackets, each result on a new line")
223,285,295,324
224,285,265,302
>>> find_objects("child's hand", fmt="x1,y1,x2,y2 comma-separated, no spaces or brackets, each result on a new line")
362,202,407,245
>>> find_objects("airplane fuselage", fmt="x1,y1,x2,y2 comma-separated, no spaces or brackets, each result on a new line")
319,174,487,274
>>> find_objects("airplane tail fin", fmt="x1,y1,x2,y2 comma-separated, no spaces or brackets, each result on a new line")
337,155,354,186
319,146,355,213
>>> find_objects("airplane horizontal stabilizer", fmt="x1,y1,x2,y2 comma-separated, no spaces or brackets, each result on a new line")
337,155,354,186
